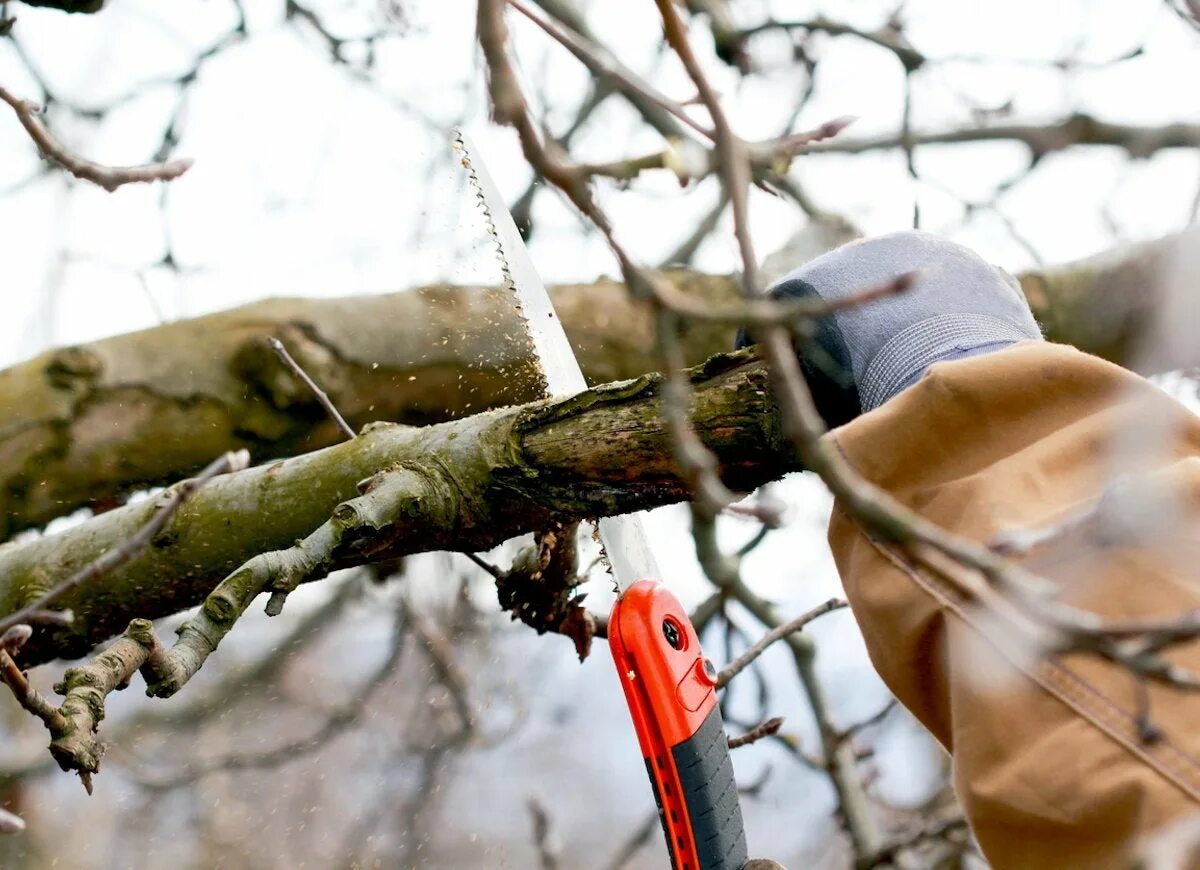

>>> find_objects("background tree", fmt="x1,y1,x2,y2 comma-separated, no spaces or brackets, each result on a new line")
0,0,1198,867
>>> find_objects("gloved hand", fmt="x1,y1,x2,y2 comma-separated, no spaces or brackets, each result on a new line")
737,230,1043,428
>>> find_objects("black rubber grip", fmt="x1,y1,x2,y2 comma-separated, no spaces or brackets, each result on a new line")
671,705,748,869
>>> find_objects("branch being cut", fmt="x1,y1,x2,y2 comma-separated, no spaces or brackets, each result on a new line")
0,450,249,638
6,352,790,783
0,350,790,667
0,84,192,191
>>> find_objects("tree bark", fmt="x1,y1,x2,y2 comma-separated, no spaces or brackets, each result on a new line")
0,272,734,539
6,352,791,665
0,236,1185,539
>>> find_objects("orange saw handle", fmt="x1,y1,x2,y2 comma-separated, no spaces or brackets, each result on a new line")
609,580,748,870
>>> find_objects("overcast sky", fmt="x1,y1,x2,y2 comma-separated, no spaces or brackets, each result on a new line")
2,1,1198,865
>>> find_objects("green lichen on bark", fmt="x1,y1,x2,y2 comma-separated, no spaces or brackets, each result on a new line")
0,351,794,666
0,273,736,539
0,242,1164,542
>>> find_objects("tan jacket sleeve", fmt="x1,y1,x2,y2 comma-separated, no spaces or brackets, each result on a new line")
827,341,1200,869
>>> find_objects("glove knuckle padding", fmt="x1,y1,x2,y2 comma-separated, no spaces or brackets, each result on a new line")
737,230,1042,427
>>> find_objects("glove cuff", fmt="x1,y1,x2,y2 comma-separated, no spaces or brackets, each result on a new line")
860,312,1040,411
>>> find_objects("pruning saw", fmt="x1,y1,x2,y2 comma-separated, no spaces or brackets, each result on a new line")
455,131,748,870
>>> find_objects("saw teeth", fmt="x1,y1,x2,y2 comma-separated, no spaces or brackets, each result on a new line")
454,132,515,295
453,130,547,396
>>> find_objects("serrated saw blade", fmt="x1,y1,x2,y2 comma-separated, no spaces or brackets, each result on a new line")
454,130,661,592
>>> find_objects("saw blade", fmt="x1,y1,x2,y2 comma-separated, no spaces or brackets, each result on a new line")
454,131,661,592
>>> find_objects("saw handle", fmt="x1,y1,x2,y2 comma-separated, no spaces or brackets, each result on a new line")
609,581,748,870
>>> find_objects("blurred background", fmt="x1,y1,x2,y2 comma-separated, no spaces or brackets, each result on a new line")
0,0,1198,866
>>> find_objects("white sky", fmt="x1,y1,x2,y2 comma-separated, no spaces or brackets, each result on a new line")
2,0,1199,864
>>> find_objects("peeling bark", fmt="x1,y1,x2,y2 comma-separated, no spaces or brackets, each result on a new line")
3,351,790,665
0,236,1185,538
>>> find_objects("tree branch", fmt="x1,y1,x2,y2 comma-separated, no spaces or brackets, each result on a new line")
804,113,1200,159
0,351,791,666
0,84,192,191
0,235,1181,542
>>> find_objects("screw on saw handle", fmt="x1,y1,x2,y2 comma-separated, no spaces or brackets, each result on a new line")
609,581,748,870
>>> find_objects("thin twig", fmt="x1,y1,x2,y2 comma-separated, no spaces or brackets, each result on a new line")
728,715,785,749
527,797,562,870
603,812,661,870
509,0,713,140
463,551,505,579
0,648,63,729
717,598,847,688
0,84,192,192
268,336,356,439
0,450,250,638
857,816,970,869
837,699,898,746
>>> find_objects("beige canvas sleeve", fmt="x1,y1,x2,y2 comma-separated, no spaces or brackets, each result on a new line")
827,341,1200,868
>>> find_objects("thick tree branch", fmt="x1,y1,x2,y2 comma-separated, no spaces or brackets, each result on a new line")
1,351,792,666
0,273,732,539
0,235,1184,539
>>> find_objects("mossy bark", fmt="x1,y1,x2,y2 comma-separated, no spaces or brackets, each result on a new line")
0,237,1184,540
0,272,734,539
3,351,791,665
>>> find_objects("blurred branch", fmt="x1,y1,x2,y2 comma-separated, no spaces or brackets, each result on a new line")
527,797,562,870
742,15,925,72
716,598,847,688
520,0,702,140
603,811,660,870
0,84,192,191
690,507,881,855
806,113,1200,159
857,815,970,869
727,715,784,749
136,598,409,790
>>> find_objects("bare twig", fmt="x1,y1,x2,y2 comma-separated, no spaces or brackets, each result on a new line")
655,271,916,327
717,599,847,688
268,336,356,440
527,797,562,870
409,600,474,735
804,113,1200,159
134,601,409,789
511,0,712,140
0,84,192,192
603,811,661,870
857,815,970,869
463,551,505,579
838,700,898,746
0,648,64,730
741,16,926,72
728,715,785,749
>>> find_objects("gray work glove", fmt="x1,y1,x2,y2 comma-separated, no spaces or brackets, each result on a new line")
737,230,1043,428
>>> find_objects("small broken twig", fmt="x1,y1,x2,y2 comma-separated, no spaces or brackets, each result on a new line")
268,336,356,439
